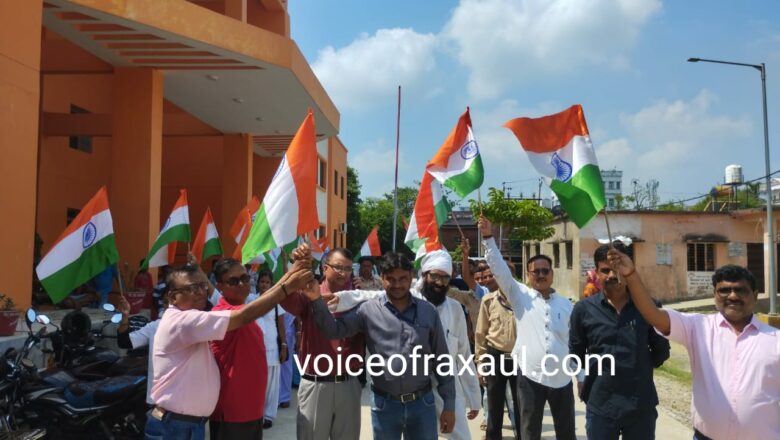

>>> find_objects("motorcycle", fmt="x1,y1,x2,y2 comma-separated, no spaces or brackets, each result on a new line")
4,308,147,439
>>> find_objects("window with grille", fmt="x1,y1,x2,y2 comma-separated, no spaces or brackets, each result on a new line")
687,243,715,271
565,242,573,269
317,157,327,189
553,243,560,268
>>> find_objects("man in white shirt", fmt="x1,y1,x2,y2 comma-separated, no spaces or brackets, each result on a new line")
479,215,576,440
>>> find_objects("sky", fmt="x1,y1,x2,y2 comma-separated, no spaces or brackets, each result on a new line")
288,0,780,206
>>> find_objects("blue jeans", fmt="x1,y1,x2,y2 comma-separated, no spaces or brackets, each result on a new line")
144,410,164,440
145,411,206,440
585,407,657,440
371,390,437,440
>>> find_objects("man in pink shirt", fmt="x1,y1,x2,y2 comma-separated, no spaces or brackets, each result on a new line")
607,249,780,440
149,263,313,439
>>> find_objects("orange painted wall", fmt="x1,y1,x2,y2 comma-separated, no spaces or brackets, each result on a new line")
328,137,348,249
252,155,282,200
0,0,42,309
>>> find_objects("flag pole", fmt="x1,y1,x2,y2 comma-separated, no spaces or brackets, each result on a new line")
392,85,401,252
602,208,614,244
450,212,465,237
476,189,484,257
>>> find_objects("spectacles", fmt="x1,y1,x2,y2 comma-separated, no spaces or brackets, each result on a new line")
326,264,352,274
170,282,209,295
224,274,251,287
426,273,451,283
530,268,551,276
715,286,752,297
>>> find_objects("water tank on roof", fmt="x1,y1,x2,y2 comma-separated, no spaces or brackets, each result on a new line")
725,164,743,185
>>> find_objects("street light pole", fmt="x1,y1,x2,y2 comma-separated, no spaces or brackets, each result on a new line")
688,57,776,315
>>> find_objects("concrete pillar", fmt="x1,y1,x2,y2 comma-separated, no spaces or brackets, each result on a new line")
111,68,163,273
221,134,253,257
0,0,42,308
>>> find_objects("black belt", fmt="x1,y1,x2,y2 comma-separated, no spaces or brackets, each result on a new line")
153,407,207,425
370,384,432,403
302,373,349,383
693,429,714,440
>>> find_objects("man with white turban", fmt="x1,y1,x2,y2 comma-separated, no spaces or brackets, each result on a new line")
333,249,482,440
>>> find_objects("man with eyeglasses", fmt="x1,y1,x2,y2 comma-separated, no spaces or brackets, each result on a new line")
278,248,365,440
569,242,670,440
478,215,577,440
331,249,481,440
607,248,780,440
150,263,313,440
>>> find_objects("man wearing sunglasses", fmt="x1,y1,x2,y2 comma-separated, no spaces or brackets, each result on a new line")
478,215,577,440
150,262,313,440
569,242,670,440
607,248,780,440
278,248,365,440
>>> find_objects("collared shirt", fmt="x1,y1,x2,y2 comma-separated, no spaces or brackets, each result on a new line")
128,319,160,404
475,290,517,360
569,292,670,419
484,237,574,388
209,298,267,423
311,294,457,411
279,279,365,375
662,309,780,440
151,306,232,417
359,275,384,291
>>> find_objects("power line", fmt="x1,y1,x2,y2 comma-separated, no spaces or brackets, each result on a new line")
663,169,780,205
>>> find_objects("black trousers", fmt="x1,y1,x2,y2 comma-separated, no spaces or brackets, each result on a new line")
485,346,521,440
209,419,264,440
515,374,576,440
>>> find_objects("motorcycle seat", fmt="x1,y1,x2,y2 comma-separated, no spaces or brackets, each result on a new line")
63,375,145,408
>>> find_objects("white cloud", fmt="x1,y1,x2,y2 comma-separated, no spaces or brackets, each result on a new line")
350,140,412,198
312,28,438,110
441,0,662,99
600,90,752,196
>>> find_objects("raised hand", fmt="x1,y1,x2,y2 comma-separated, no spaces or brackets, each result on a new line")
477,215,492,236
461,237,470,257
607,247,635,277
291,243,311,263
284,268,314,292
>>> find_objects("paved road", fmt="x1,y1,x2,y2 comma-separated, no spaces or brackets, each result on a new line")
262,384,693,439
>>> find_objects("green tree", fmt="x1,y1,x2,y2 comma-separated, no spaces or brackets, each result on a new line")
346,167,364,252
356,186,419,258
468,188,554,241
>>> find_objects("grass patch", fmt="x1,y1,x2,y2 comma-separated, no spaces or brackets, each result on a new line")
656,363,692,386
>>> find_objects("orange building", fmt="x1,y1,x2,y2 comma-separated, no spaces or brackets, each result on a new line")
1,0,347,308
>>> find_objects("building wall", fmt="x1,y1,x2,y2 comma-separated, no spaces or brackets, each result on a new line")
537,212,767,302
328,137,348,249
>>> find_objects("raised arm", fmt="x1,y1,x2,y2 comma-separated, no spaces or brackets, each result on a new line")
479,215,527,314
607,248,671,335
304,282,364,339
332,289,385,313
227,261,313,331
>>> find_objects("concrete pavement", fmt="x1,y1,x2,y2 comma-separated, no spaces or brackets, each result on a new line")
262,385,693,439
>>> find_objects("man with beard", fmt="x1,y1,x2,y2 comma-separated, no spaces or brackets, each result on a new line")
332,249,481,440
279,248,364,440
569,242,670,440
607,246,780,440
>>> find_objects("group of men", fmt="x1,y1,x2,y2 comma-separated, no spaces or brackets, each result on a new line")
138,212,778,440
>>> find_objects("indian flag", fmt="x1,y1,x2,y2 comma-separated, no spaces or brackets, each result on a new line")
191,207,222,263
504,105,606,228
36,187,119,304
142,189,190,269
310,234,329,264
230,196,260,244
427,108,484,198
242,111,320,263
405,171,451,255
356,226,381,259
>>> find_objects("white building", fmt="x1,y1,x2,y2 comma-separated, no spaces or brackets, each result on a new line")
601,169,623,209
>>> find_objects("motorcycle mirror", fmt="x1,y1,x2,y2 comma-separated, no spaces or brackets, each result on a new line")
36,315,50,325
25,309,36,328
110,313,122,324
102,303,116,313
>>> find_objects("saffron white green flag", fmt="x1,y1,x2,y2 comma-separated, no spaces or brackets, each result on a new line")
504,104,606,228
242,111,320,263
191,207,222,263
427,108,484,198
405,171,451,256
142,189,191,269
36,187,119,304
